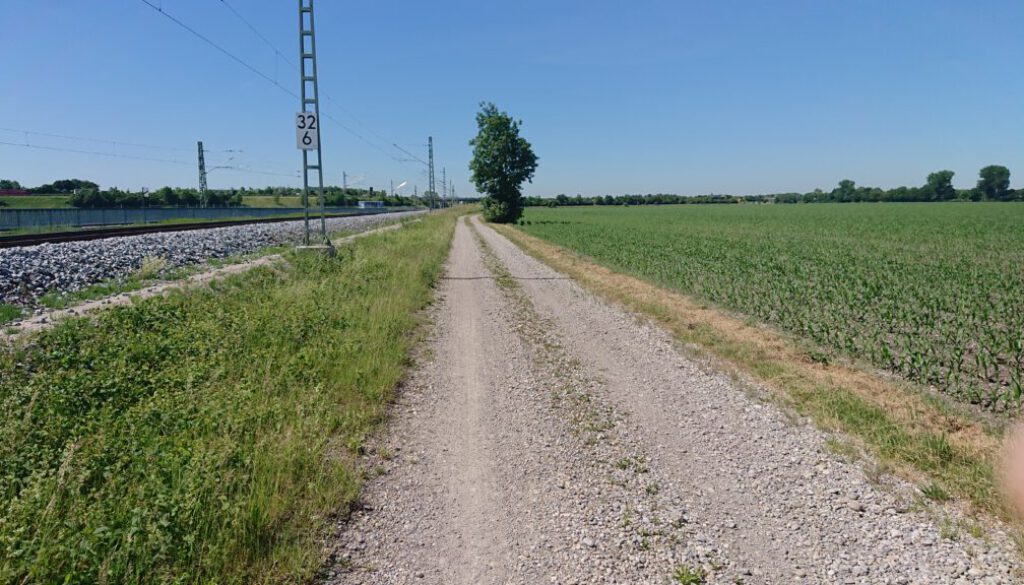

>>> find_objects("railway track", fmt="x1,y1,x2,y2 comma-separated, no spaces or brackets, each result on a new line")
0,212,378,248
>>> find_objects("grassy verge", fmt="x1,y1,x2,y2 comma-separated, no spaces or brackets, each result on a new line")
494,223,1011,522
35,260,188,311
242,196,304,208
0,195,73,209
0,211,457,584
4,222,388,318
32,246,294,313
0,304,21,324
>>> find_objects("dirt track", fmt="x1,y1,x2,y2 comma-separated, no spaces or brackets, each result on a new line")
322,216,1020,585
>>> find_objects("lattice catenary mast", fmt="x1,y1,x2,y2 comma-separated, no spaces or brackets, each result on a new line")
428,136,436,209
441,167,447,208
298,0,328,245
197,141,208,208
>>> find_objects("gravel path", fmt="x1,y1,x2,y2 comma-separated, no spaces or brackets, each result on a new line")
0,211,422,306
322,216,1022,585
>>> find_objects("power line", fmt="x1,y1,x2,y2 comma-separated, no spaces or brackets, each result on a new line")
0,140,191,166
138,0,298,100
391,142,428,166
320,93,424,165
0,127,237,153
0,140,299,179
139,0,430,176
215,155,298,174
320,110,418,165
217,0,298,72
142,0,400,165
213,0,428,167
213,165,300,179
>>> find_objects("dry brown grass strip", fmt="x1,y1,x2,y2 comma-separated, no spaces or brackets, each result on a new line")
494,223,1008,516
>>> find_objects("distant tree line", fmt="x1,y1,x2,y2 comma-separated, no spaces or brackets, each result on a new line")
0,178,99,194
524,193,746,207
526,165,1020,207
241,186,420,207
71,187,242,209
71,186,420,209
771,166,1018,204
0,179,423,208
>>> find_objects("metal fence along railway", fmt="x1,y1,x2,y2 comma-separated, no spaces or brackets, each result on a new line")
0,206,408,231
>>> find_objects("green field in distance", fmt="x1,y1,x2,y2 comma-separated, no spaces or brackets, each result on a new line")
0,195,74,209
519,202,1024,410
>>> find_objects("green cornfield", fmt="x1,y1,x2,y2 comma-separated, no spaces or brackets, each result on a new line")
519,203,1024,411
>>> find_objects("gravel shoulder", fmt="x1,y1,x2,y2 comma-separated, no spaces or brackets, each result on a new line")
323,216,1022,585
0,211,422,307
1,218,416,342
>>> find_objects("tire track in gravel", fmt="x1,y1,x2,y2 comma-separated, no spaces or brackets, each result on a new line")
323,216,519,584
471,216,1022,585
322,215,1021,585
429,213,513,584
323,217,734,584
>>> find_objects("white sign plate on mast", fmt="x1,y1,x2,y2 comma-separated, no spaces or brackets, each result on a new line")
296,112,320,150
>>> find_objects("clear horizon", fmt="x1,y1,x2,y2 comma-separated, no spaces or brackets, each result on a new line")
2,0,1022,196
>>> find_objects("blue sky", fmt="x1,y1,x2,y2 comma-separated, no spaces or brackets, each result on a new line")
1,0,1022,197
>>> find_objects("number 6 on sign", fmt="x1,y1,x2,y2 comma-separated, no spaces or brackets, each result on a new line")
296,112,319,150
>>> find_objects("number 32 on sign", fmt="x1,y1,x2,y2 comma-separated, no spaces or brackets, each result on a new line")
296,112,319,150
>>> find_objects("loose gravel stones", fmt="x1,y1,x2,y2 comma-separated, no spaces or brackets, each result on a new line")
324,218,729,585
322,217,1023,584
472,216,1023,584
0,212,421,307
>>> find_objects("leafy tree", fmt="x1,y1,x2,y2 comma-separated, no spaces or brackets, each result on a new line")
0,179,22,190
469,102,538,223
50,179,99,193
178,189,201,207
831,179,857,203
155,186,178,206
977,165,1012,201
923,170,956,201
69,188,105,208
